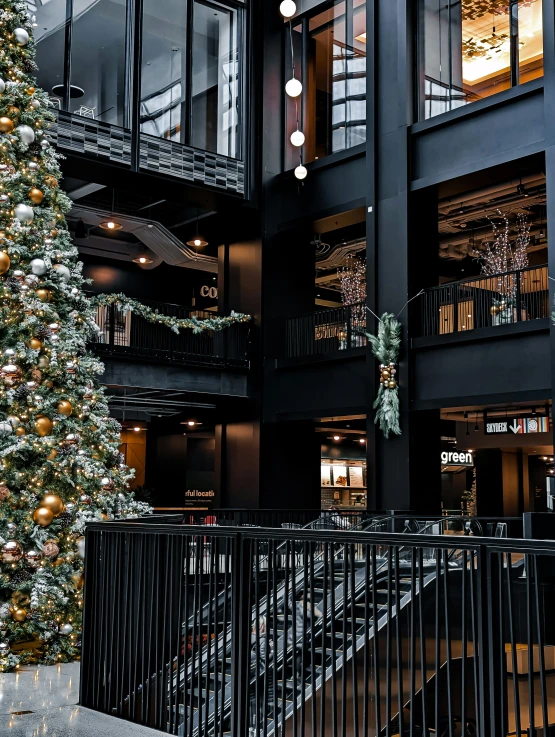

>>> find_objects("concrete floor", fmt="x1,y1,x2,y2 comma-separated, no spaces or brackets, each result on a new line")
0,662,161,736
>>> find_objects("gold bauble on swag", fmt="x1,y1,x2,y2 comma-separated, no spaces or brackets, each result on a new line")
56,400,72,417
0,116,13,133
32,506,54,527
0,250,10,275
41,493,64,517
34,415,53,437
28,187,44,204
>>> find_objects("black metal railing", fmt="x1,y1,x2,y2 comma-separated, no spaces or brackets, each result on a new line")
285,303,367,359
420,265,549,338
81,516,550,736
86,296,250,368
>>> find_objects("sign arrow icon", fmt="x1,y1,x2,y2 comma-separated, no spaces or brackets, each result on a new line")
510,420,521,434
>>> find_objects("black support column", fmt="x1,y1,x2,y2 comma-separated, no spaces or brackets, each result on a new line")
544,0,555,454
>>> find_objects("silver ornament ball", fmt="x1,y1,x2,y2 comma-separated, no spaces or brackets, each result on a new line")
14,28,29,46
31,99,40,110
59,623,73,635
77,536,86,559
41,139,49,149
0,421,13,436
14,203,33,223
53,264,70,282
30,258,47,276
16,125,35,145
0,641,9,655
0,79,5,94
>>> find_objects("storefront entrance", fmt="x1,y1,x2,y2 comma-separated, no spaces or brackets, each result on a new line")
316,416,367,511
440,404,553,516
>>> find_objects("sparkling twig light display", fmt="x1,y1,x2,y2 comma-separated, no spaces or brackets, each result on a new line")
0,0,151,672
338,254,366,333
91,294,251,335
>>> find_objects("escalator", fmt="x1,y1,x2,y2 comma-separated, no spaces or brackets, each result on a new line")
172,515,481,737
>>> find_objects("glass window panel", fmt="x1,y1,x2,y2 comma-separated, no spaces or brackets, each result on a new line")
70,0,128,126
141,0,187,141
190,0,241,158
34,0,69,111
286,0,366,167
420,0,543,121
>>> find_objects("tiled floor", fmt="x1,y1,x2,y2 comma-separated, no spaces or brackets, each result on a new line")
0,662,161,736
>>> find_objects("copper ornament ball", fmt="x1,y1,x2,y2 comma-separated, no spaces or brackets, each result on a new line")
0,116,14,133
46,448,57,461
15,426,25,436
34,415,53,437
25,549,41,567
42,540,59,558
28,337,42,350
57,400,72,417
33,506,54,527
28,187,44,205
2,540,23,562
12,607,27,622
0,483,10,500
41,493,64,517
0,250,10,274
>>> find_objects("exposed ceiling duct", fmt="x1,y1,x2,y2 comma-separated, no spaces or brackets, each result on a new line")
70,204,218,273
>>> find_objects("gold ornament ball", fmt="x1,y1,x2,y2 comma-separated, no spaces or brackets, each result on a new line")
0,250,10,275
100,513,109,521
35,415,53,437
15,426,25,436
72,573,84,590
33,506,54,527
36,289,51,303
7,105,20,119
38,355,50,368
57,400,72,417
382,369,390,379
44,176,58,189
28,188,44,205
2,541,23,562
41,494,64,517
490,305,500,316
46,448,57,461
388,380,397,389
0,116,14,133
53,557,65,567
45,380,53,389
26,87,35,95
12,608,27,622
28,338,42,350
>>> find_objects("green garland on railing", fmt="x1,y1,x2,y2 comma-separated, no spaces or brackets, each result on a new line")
365,313,402,439
90,293,251,334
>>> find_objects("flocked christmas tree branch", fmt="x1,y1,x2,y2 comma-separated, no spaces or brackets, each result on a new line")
364,313,402,439
90,293,251,334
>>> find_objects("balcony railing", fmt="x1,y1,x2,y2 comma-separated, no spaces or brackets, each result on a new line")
420,265,549,338
285,302,367,359
88,297,250,369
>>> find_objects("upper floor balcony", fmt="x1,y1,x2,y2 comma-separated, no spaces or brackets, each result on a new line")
88,296,251,398
36,0,247,197
417,264,549,344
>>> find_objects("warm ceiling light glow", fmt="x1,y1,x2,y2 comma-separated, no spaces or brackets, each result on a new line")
187,421,196,427
295,164,307,180
132,255,153,264
133,427,141,432
280,0,296,18
285,78,302,97
100,220,122,231
359,438,365,444
333,435,340,441
186,236,209,247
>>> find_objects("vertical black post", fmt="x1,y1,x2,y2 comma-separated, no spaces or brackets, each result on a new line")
510,0,519,88
515,268,521,322
230,532,251,737
345,0,353,152
62,0,73,113
128,0,144,171
453,283,459,333
109,304,115,348
184,0,194,146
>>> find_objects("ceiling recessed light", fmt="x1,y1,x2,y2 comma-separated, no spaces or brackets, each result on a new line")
187,421,196,427
187,236,208,248
133,426,141,432
359,438,365,444
333,435,341,441
100,220,122,231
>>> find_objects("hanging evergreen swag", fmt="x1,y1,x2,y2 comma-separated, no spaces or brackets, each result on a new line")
365,313,402,439
90,294,251,334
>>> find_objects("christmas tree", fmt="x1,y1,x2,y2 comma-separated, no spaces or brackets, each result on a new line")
0,0,150,671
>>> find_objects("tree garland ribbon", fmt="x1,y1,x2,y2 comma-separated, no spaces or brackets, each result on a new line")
90,293,251,334
365,313,402,439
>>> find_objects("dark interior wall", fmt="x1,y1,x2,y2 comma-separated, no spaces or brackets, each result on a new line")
475,449,504,517
81,254,218,310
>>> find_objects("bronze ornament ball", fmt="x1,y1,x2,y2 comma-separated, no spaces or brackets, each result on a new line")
15,426,25,436
490,305,500,316
0,483,9,500
2,541,23,562
388,380,397,389
42,540,59,557
71,573,84,590
0,116,14,133
57,400,72,417
34,415,53,437
41,493,64,517
28,338,42,350
12,607,27,622
33,506,54,527
35,288,51,302
0,250,10,274
46,448,57,461
28,188,44,205
25,549,40,567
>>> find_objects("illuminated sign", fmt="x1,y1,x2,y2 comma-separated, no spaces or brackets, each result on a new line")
484,416,550,435
441,451,473,466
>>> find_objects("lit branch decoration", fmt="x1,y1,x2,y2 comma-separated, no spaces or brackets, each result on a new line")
364,314,401,439
90,294,251,334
